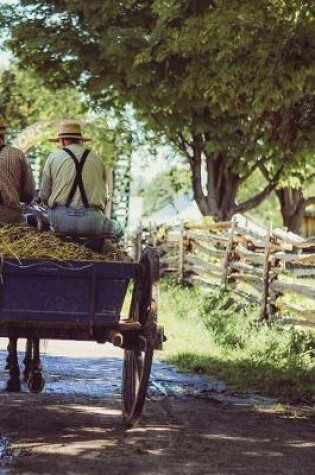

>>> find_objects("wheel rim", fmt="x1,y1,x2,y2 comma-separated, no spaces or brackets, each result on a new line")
122,247,158,428
122,339,153,428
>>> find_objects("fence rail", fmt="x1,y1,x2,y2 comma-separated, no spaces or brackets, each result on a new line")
128,217,315,328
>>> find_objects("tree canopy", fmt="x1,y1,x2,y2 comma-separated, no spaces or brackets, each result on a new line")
1,0,314,227
0,67,88,131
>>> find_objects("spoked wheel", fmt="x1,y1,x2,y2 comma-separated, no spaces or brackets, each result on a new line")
122,247,159,428
122,339,153,429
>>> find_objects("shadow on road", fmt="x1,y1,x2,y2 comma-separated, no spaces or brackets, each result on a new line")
0,345,314,474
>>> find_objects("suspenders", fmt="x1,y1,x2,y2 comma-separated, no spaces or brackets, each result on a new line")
0,145,5,205
63,148,90,208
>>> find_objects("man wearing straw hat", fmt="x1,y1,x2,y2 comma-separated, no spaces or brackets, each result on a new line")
39,119,123,239
0,115,35,224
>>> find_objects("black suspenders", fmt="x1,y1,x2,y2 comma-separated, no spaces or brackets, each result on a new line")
63,148,90,208
0,145,5,205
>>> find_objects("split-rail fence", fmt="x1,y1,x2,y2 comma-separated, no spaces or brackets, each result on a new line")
128,217,315,329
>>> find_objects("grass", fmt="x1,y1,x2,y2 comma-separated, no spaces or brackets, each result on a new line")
158,282,315,405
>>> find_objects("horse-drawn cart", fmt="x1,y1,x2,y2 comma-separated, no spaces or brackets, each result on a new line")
0,246,164,428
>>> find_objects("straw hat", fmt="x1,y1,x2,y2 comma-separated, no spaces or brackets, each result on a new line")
0,115,8,134
49,119,91,142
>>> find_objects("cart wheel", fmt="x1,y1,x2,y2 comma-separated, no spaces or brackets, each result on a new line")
27,370,45,394
122,247,159,428
122,337,153,429
138,246,159,325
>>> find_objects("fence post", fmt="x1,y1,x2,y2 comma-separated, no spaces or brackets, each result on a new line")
148,221,153,246
178,221,185,284
151,222,158,247
221,219,236,286
259,223,272,321
132,223,143,261
131,230,137,261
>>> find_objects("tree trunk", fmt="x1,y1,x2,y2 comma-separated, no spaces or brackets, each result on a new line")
276,188,305,234
188,147,240,221
206,153,240,221
178,137,279,223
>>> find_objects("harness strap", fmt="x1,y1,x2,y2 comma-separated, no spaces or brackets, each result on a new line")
0,145,6,205
63,148,90,208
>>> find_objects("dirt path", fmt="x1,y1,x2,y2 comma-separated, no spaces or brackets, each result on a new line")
0,340,314,475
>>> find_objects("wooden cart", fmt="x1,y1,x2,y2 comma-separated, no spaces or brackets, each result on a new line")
0,246,164,428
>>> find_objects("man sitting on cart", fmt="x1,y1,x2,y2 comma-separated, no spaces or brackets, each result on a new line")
0,115,36,225
39,119,123,242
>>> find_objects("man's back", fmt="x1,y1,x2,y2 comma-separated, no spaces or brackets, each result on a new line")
40,144,108,209
0,145,35,208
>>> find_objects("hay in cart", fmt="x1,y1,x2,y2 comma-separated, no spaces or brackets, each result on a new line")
0,225,131,262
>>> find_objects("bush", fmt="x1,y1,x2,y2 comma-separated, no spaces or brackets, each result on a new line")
200,288,314,370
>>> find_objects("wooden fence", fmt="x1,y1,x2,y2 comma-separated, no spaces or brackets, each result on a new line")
128,217,315,328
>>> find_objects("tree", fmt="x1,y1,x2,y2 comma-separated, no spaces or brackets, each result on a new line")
260,158,315,233
0,66,89,184
0,68,88,128
141,165,191,216
0,66,123,169
1,1,314,223
237,170,282,227
0,65,89,169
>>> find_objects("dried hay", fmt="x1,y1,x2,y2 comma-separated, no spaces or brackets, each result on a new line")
0,225,131,262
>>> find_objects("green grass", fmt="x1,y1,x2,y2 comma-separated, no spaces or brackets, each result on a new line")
158,282,210,356
158,282,315,405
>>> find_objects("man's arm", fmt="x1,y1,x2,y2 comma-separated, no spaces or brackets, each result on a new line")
103,165,110,205
20,156,36,204
39,157,52,204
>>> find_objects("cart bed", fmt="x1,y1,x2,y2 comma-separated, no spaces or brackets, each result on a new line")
0,258,140,327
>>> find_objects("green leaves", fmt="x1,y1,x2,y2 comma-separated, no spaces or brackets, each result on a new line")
0,67,87,129
0,0,314,223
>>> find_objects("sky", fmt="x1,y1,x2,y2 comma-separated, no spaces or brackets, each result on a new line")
0,1,16,66
0,0,13,69
0,51,10,68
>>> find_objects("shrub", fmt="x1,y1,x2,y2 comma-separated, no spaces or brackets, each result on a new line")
200,288,314,369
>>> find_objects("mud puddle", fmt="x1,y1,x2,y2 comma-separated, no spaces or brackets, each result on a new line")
0,348,277,406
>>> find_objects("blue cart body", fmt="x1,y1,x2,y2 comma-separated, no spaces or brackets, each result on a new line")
1,247,160,426
0,258,140,328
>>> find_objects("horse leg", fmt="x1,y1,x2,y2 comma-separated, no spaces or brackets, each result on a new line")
32,337,42,372
5,339,12,370
27,337,45,393
6,337,21,392
23,338,33,382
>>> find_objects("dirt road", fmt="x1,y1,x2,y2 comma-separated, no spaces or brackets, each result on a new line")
0,340,314,475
